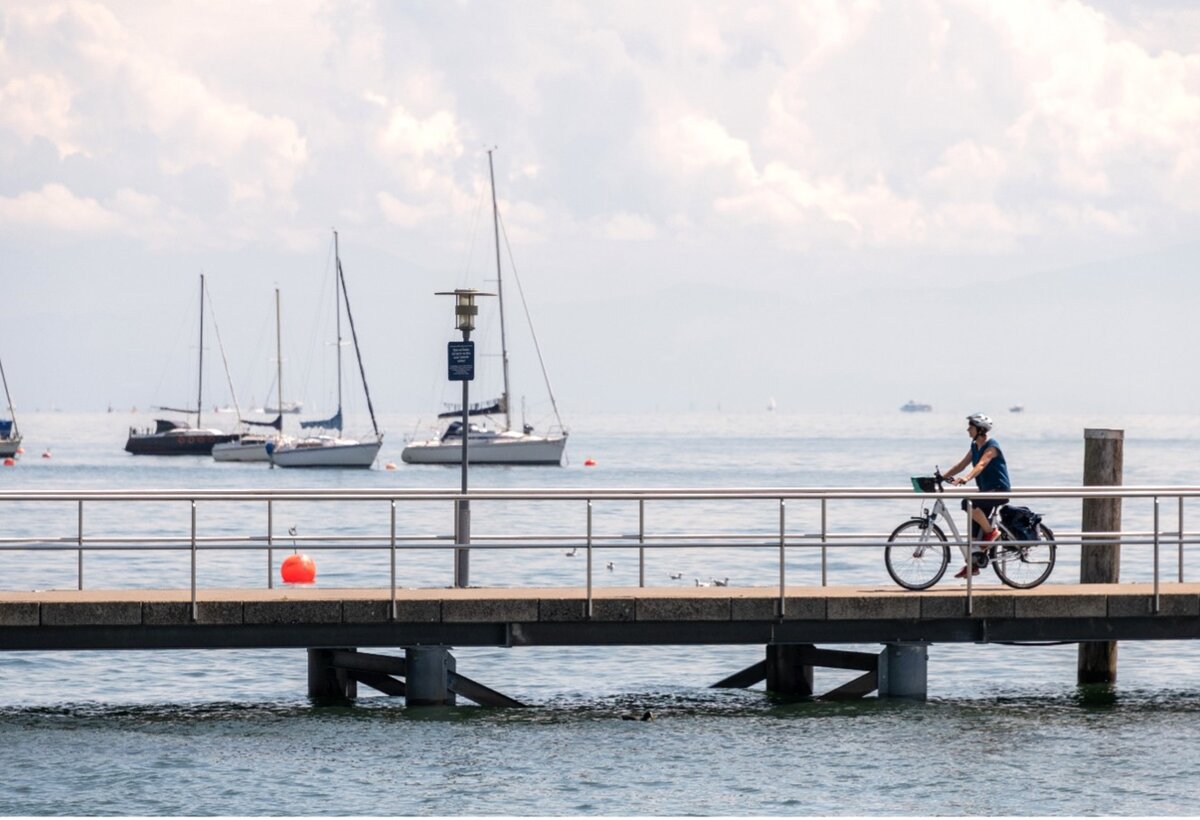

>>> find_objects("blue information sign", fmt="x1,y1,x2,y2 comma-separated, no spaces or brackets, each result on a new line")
448,341,475,381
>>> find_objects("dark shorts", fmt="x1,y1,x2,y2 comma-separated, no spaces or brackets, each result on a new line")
962,497,1008,518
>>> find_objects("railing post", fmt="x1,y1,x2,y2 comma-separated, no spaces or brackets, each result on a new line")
267,499,274,589
1153,497,1161,614
820,498,828,587
1179,497,1185,583
76,499,84,591
390,499,397,621
190,499,198,623
586,500,593,619
778,499,786,618
966,499,974,616
638,498,645,589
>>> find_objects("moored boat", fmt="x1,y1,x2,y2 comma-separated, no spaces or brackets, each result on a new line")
269,232,383,469
212,289,292,463
125,275,235,456
126,418,236,455
0,356,22,458
401,149,567,466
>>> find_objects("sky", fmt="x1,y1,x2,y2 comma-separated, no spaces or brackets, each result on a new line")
2,0,1200,423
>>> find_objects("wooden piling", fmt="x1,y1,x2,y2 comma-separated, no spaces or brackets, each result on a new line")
307,647,358,703
765,643,814,697
1078,428,1123,684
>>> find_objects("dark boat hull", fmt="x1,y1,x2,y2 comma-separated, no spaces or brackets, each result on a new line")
125,432,238,455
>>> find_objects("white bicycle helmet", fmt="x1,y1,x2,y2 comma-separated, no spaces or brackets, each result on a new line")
967,413,993,432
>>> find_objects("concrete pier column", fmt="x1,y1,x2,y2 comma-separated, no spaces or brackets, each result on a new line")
307,648,357,703
878,643,928,701
765,643,814,697
1079,428,1123,685
405,646,457,706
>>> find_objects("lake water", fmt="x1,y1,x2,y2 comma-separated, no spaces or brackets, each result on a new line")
1,410,1198,815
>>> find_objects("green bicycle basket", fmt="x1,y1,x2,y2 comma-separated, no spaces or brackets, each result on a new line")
911,476,937,493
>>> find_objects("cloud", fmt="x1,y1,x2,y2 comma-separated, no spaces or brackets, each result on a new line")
597,212,658,241
3,0,1200,257
2,2,309,214
0,73,81,157
378,105,463,162
378,191,440,228
0,183,120,233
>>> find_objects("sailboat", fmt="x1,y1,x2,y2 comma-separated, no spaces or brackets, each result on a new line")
212,288,289,463
268,232,383,468
0,356,21,458
401,150,568,466
124,275,238,455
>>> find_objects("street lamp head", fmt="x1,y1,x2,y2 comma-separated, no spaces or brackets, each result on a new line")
435,288,494,333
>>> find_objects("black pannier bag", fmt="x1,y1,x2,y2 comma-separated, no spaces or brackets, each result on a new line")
1000,505,1042,543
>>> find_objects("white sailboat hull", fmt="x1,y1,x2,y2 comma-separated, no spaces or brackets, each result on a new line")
401,432,566,465
269,438,382,468
212,438,272,462
0,436,21,458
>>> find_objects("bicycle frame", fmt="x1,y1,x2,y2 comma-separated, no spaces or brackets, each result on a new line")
919,495,976,563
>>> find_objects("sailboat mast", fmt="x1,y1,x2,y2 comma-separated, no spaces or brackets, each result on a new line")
488,149,512,432
0,356,17,437
275,288,283,425
197,273,204,430
334,230,343,434
335,250,380,438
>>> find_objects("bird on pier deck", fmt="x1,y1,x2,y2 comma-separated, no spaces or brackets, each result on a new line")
695,579,711,587
712,577,729,587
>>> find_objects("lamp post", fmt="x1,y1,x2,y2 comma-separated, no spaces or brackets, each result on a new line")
436,288,493,587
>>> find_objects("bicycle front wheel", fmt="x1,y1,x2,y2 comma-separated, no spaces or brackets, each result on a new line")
993,523,1057,589
885,519,950,590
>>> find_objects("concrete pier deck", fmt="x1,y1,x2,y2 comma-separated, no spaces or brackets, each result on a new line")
0,583,1197,651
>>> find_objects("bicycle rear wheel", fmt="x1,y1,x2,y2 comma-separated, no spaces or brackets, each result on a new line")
885,519,950,590
993,523,1057,589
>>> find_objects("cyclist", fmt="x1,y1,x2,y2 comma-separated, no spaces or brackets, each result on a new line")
943,413,1010,578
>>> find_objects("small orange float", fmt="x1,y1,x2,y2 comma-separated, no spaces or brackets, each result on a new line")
281,553,317,584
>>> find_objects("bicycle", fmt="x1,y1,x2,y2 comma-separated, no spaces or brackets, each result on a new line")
884,471,1057,590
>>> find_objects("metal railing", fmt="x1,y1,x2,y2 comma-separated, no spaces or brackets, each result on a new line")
1,485,1198,620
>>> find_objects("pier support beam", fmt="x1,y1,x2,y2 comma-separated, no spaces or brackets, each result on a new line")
878,643,928,701
405,646,457,706
765,643,814,697
1079,428,1123,685
307,647,358,703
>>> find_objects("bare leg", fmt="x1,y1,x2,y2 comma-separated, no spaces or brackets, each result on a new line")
971,506,993,535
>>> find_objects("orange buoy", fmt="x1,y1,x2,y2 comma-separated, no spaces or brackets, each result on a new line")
2,458,13,466
584,458,596,467
15,447,24,455
385,462,397,470
281,553,317,584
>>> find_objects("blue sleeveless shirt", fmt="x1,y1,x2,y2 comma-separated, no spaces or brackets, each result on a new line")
971,439,1010,492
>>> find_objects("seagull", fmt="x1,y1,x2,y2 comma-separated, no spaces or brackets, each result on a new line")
712,577,729,587
695,579,711,587
606,561,615,571
669,572,683,580
564,547,577,557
